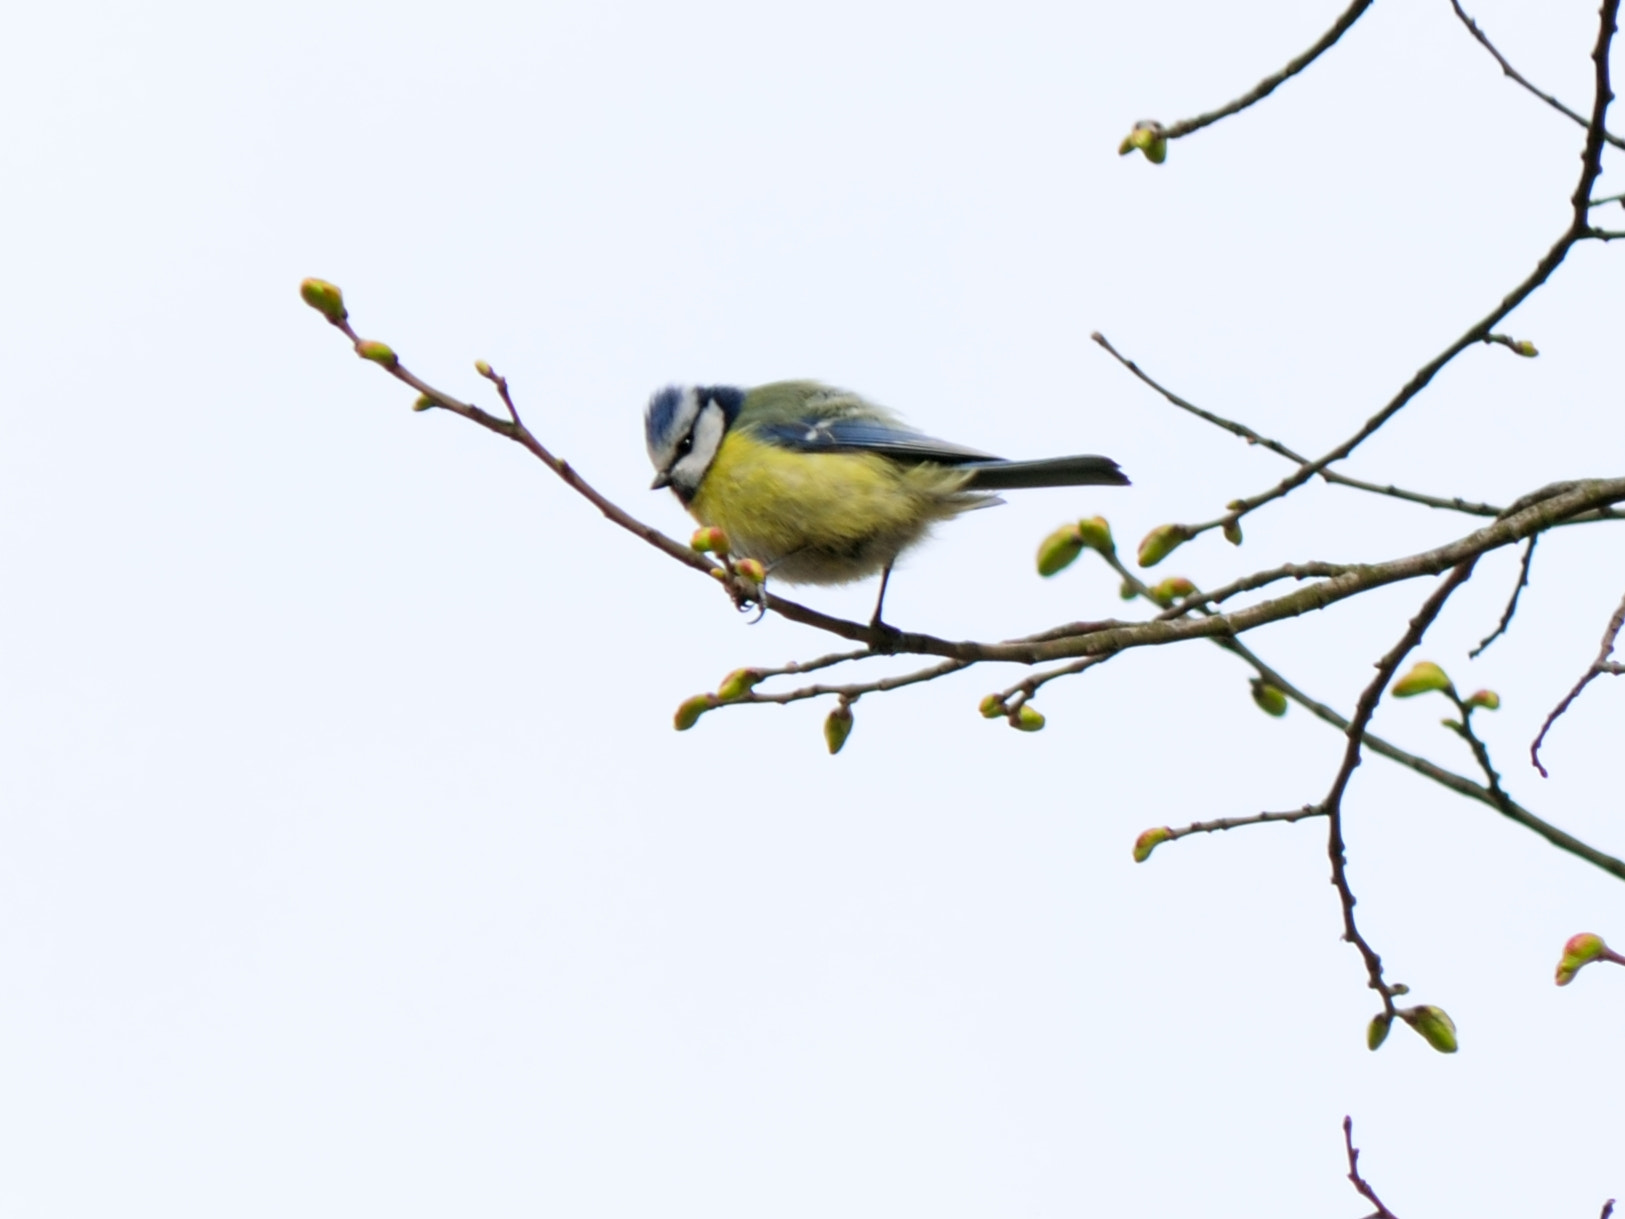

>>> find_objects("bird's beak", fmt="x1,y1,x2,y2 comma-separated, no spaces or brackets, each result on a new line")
650,471,671,490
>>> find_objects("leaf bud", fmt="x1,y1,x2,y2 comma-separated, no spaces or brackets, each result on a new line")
733,558,766,585
1119,580,1139,601
1250,678,1288,717
1399,1004,1458,1053
978,694,1006,719
690,526,730,555
673,694,716,731
1391,660,1452,698
1463,689,1500,711
1076,516,1114,554
1137,523,1192,568
1011,704,1046,732
1512,339,1538,358
1147,575,1196,608
474,359,493,376
1555,932,1611,986
1133,826,1173,863
1036,524,1085,577
1367,1012,1392,1051
716,668,763,702
411,394,436,412
299,277,347,323
824,701,854,755
1118,120,1167,164
1222,520,1243,546
355,339,398,369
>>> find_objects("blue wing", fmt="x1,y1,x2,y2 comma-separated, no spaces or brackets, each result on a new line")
752,417,1000,465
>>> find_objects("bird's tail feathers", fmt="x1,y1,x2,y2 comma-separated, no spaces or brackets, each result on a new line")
963,455,1129,491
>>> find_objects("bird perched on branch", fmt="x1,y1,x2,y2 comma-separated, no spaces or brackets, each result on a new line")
645,380,1128,626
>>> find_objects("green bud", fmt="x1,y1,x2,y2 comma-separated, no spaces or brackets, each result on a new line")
355,339,398,368
1119,580,1139,601
978,694,1006,719
1512,339,1538,358
1400,1005,1458,1054
1222,520,1243,546
1555,932,1610,986
690,526,730,556
733,558,766,585
299,277,347,323
1137,524,1191,568
708,567,728,581
1118,121,1167,164
673,694,716,731
411,394,436,412
1250,679,1288,718
474,359,493,376
1133,826,1173,863
1367,1012,1392,1051
1147,576,1196,608
1391,661,1453,698
1463,689,1500,711
716,668,763,702
1012,704,1046,732
1076,516,1114,554
1036,524,1086,577
824,702,854,754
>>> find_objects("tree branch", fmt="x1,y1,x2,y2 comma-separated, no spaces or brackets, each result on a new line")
1531,589,1625,776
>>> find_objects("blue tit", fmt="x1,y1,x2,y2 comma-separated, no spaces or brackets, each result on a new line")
645,380,1128,623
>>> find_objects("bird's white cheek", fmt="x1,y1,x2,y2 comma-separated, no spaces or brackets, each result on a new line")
671,402,725,492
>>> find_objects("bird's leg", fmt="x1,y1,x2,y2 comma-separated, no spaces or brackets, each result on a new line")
868,562,901,652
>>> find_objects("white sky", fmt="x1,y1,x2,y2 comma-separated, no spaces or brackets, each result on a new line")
2,1,1623,1214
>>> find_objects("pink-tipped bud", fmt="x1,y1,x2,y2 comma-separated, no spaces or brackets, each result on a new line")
690,526,730,555
1463,689,1500,711
355,339,398,369
1137,524,1191,568
1400,1005,1458,1053
1555,932,1611,985
1147,576,1196,608
1250,679,1288,718
824,701,854,755
299,278,347,323
733,558,766,585
673,694,716,731
1037,524,1085,577
1391,661,1453,698
1076,516,1114,554
1133,826,1173,863
716,668,763,703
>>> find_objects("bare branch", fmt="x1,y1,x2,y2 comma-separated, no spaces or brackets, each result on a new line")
1158,804,1323,846
1324,560,1479,1010
1450,0,1625,150
1156,0,1376,140
1470,535,1538,658
1090,332,1503,519
1343,1117,1401,1219
1531,590,1625,776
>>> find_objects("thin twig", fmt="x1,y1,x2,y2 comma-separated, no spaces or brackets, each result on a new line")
1324,560,1479,1012
735,658,971,708
1090,332,1504,518
1158,0,1376,139
1450,0,1625,151
1531,590,1625,776
1343,1117,1400,1219
1470,535,1538,658
1160,805,1323,845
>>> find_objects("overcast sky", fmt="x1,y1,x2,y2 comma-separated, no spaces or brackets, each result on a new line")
3,1,1623,1214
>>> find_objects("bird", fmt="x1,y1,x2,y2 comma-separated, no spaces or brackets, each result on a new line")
644,380,1128,626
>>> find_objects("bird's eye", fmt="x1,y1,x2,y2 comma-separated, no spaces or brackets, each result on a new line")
677,432,693,457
